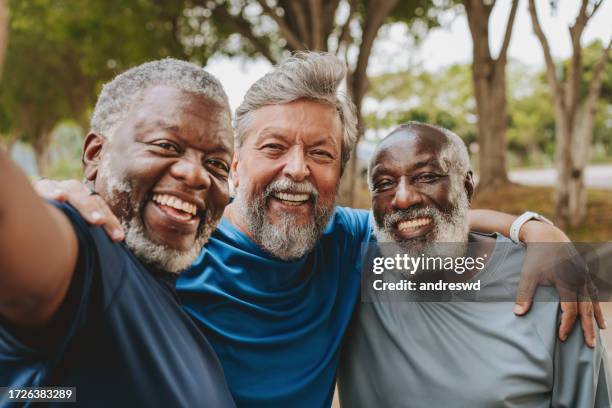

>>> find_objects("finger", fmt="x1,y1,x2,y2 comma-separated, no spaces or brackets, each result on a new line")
578,301,596,348
514,270,538,316
64,191,112,227
593,301,606,330
33,179,66,201
558,300,578,343
92,195,124,241
64,179,94,195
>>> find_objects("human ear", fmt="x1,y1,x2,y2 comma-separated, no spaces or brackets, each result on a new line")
82,133,106,182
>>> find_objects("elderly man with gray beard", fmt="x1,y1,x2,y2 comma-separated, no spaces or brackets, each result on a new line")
0,59,236,406
337,122,612,407
35,52,603,407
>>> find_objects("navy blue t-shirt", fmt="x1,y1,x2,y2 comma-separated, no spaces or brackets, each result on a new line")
0,202,235,407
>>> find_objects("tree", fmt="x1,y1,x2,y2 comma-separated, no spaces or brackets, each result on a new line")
463,0,519,189
528,0,611,228
0,0,192,174
0,0,7,79
364,63,477,145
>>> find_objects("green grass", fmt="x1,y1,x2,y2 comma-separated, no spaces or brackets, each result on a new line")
472,184,612,241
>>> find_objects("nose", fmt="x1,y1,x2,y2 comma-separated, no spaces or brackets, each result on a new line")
282,146,310,182
392,178,423,209
170,156,212,191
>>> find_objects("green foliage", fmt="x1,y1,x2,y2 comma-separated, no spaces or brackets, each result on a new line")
0,0,212,163
364,47,611,167
389,0,457,42
364,63,477,146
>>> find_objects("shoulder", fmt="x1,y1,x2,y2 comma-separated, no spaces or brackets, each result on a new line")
50,200,131,304
325,207,372,242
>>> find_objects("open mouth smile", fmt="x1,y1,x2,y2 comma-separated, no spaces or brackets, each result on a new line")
270,191,311,206
152,193,200,224
394,217,434,239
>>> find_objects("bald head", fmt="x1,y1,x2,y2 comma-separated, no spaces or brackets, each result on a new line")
369,122,470,189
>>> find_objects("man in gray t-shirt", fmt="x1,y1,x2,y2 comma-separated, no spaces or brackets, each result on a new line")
337,122,611,407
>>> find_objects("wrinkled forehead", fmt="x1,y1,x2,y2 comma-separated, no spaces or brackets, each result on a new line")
119,86,233,150
135,86,231,122
370,127,450,172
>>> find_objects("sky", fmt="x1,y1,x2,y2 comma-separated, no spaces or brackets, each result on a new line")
205,1,612,113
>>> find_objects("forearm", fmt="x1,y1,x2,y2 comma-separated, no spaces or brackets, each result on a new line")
468,209,518,237
0,149,77,325
468,209,568,242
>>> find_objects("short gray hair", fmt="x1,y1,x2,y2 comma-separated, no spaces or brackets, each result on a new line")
368,121,471,189
91,58,229,139
234,52,358,173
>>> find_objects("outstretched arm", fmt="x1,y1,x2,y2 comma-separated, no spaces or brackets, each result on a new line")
0,149,78,326
469,208,605,348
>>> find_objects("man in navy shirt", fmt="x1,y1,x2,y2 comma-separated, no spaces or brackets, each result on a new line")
0,59,235,407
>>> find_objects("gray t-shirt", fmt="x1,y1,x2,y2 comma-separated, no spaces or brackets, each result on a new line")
338,233,611,407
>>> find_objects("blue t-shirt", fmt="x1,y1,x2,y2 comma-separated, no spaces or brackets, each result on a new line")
0,202,235,407
177,207,371,407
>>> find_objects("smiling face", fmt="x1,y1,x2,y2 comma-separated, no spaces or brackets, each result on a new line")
231,99,342,260
85,85,233,272
369,125,473,250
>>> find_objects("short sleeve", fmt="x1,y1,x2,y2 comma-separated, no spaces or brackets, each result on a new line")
334,207,372,248
0,201,126,359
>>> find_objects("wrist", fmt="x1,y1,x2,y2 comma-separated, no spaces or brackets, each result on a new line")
519,220,542,243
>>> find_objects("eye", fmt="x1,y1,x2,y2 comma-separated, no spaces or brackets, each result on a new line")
415,173,441,183
373,179,394,192
310,149,334,159
204,158,230,179
152,140,180,153
205,158,229,172
261,143,284,151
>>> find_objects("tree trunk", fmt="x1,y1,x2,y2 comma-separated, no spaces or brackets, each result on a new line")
473,61,509,189
553,114,572,230
528,0,608,229
337,147,358,207
465,0,517,190
32,131,52,177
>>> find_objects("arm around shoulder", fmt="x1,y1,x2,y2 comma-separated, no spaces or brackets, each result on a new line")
0,149,78,327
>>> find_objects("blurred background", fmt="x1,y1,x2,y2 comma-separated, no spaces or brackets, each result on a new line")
0,0,610,391
0,0,609,236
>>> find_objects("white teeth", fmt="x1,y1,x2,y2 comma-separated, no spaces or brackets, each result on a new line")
397,218,432,231
273,192,310,203
152,194,198,216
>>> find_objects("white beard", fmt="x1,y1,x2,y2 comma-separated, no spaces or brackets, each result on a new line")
233,177,336,261
372,181,470,262
98,158,219,274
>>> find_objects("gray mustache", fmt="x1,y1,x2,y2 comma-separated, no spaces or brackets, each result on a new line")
264,178,319,202
383,207,443,229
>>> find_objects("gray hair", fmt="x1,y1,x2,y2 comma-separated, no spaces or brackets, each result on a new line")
91,58,230,139
368,121,471,189
234,51,358,173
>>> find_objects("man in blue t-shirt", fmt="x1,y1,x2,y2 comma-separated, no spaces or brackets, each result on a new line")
36,52,603,407
0,60,236,407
